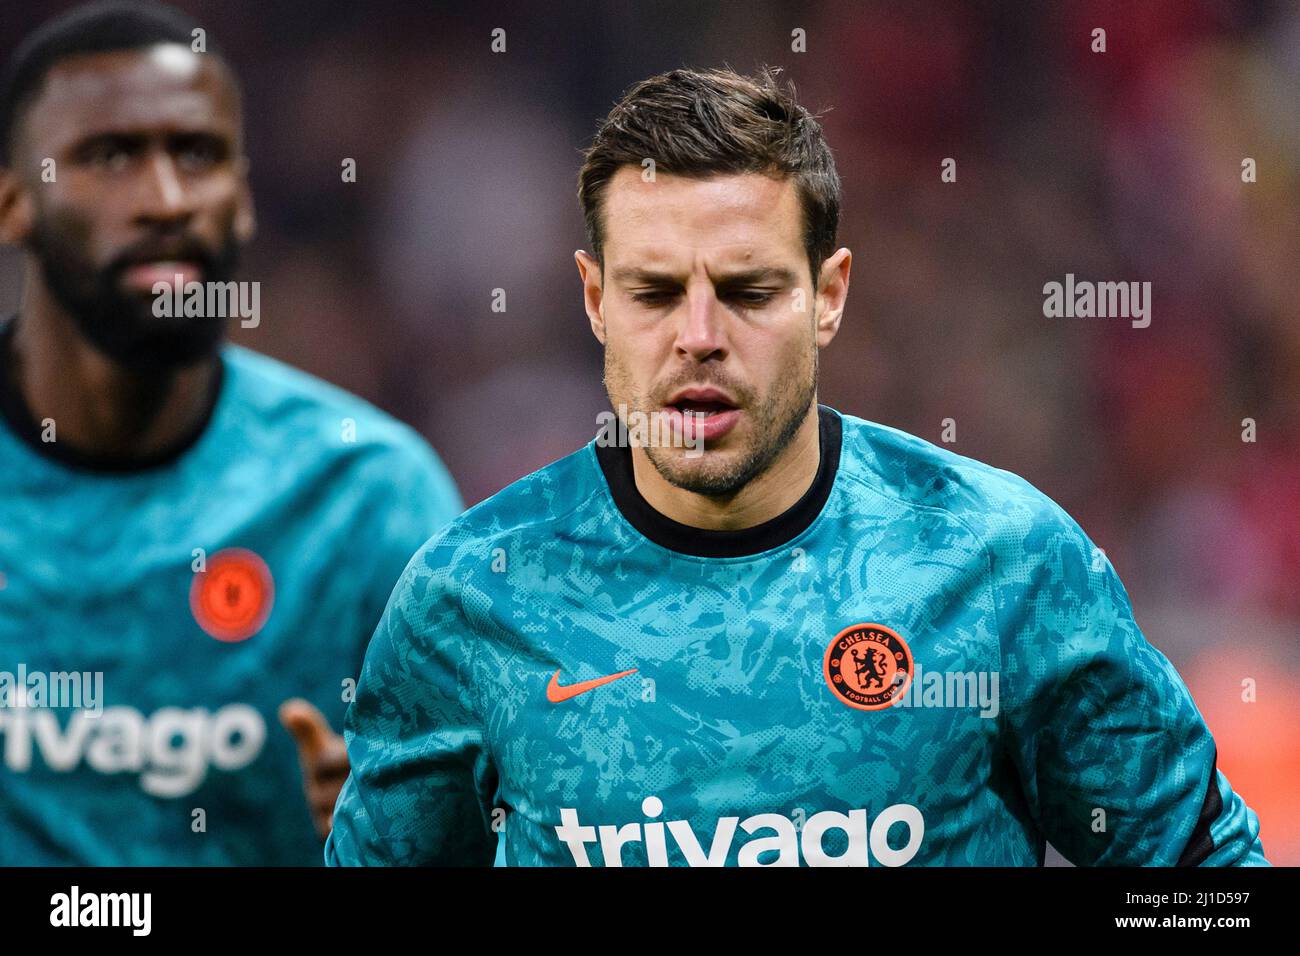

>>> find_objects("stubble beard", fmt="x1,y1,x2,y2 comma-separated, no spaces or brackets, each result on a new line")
603,334,819,500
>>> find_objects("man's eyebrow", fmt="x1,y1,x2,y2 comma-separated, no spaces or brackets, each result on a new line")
714,267,799,286
609,266,679,285
68,130,147,151
609,266,799,285
68,126,228,147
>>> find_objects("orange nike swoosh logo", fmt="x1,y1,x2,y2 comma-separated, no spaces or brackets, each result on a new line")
546,667,638,703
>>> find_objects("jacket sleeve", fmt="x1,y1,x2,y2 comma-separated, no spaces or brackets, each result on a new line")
349,436,465,680
996,504,1268,866
327,537,497,866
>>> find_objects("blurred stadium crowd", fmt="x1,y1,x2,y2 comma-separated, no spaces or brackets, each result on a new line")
2,0,1296,863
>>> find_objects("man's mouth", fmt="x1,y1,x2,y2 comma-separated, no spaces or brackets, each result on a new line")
121,259,205,293
664,387,739,418
661,387,743,443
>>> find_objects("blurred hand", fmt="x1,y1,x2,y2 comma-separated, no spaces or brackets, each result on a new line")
279,698,349,840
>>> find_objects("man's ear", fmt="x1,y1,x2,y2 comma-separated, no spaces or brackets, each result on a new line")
575,249,606,345
814,247,851,348
0,166,37,246
233,156,256,243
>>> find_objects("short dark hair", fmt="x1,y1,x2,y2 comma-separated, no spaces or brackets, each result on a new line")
0,0,221,166
577,66,841,282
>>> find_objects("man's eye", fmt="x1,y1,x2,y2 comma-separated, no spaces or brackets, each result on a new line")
630,290,676,305
84,143,134,171
175,139,223,171
729,290,775,306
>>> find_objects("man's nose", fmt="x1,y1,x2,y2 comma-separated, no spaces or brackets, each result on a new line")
675,286,727,361
132,151,194,225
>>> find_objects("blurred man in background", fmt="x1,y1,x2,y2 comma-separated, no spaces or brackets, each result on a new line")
0,0,461,864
